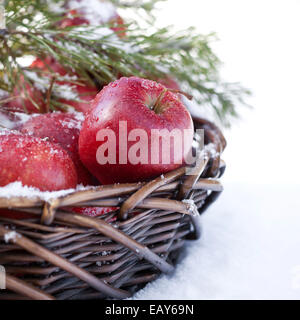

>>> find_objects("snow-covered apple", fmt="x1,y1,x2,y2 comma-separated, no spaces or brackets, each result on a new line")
0,132,77,191
20,112,97,185
79,77,194,184
6,57,98,114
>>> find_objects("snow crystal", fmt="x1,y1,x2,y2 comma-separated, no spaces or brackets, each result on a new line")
24,70,50,92
0,114,15,130
4,231,20,243
0,129,20,136
182,199,199,216
72,111,85,122
59,119,81,130
14,112,37,124
49,148,60,155
67,0,117,25
53,84,78,100
204,143,220,159
47,0,65,14
141,79,160,90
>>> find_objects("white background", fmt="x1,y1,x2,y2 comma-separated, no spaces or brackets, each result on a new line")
155,0,300,184
133,0,300,299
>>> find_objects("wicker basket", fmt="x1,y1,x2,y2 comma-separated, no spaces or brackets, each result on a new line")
0,116,226,300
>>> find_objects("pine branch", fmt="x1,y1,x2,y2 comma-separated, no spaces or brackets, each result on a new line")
0,0,250,126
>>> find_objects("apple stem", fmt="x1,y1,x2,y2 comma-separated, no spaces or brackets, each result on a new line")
152,88,194,114
153,88,168,114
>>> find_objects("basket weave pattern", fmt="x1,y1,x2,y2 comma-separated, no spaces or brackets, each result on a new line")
0,117,226,300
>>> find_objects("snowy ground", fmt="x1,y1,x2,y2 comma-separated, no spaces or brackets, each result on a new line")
133,183,300,300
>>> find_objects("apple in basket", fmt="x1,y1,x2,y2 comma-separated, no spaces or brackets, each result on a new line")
0,132,77,191
19,112,97,186
79,76,194,184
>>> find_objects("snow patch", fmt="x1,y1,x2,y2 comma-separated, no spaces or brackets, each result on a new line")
67,0,117,25
182,199,199,216
0,181,92,202
4,231,20,243
205,143,220,159
24,70,50,92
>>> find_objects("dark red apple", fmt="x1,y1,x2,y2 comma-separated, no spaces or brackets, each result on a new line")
0,132,77,191
20,112,96,186
79,77,194,184
0,209,35,220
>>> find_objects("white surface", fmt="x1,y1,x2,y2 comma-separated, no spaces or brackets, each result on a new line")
133,0,300,300
133,183,300,300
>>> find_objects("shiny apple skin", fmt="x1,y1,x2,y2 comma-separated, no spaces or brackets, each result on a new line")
0,132,77,191
79,77,194,184
20,112,96,186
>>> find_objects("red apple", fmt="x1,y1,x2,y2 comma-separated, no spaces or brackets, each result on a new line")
64,206,118,222
20,112,96,186
0,132,77,191
5,75,47,114
79,77,194,184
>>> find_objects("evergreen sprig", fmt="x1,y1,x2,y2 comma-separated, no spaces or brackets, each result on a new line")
0,0,250,126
